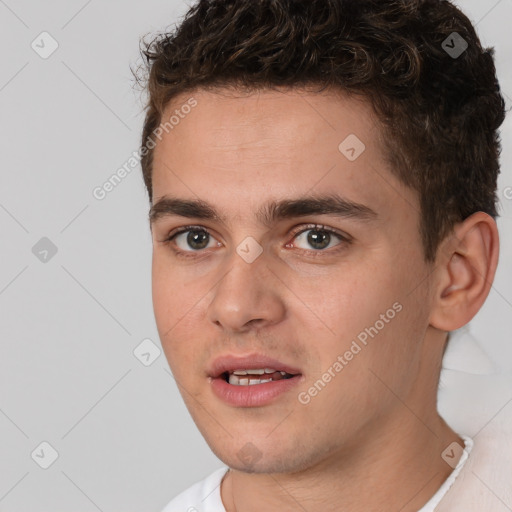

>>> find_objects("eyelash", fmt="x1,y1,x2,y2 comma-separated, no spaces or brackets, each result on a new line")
161,224,351,260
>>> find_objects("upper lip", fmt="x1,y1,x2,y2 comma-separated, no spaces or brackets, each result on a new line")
208,353,302,378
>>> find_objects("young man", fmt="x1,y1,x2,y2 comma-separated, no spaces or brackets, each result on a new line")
136,0,508,510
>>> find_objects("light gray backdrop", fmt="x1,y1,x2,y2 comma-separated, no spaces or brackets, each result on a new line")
0,1,511,511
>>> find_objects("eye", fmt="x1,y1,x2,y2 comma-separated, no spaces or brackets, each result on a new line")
288,224,349,252
166,226,221,253
161,223,350,259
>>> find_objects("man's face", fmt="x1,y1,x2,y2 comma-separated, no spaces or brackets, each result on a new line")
150,87,438,473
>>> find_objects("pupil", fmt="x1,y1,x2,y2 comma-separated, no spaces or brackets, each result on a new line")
308,230,330,250
187,230,209,250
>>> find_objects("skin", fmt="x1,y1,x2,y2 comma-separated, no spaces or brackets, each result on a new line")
150,87,499,511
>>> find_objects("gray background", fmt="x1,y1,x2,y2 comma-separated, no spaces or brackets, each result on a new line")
0,1,511,511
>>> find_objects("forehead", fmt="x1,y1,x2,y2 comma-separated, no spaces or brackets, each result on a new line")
151,87,417,226
156,86,378,158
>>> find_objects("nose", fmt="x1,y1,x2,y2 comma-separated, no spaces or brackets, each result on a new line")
206,247,286,334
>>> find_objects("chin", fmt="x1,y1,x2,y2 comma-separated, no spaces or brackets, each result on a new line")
207,436,321,475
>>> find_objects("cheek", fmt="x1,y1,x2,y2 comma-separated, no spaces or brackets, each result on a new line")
151,254,200,326
301,262,388,341
151,258,174,332
310,258,423,374
333,272,430,397
151,257,187,357
151,256,211,374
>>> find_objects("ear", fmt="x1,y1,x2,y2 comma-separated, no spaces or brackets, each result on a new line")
429,212,500,332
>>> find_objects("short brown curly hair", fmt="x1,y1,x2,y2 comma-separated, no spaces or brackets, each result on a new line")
135,0,506,262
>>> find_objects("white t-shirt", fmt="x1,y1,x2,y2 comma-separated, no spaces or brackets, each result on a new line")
161,435,474,512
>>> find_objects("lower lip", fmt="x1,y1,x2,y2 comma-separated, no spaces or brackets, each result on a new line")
210,375,303,407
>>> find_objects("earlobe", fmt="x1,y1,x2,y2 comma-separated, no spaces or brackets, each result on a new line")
429,212,499,332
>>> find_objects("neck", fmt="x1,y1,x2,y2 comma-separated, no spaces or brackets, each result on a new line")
221,411,463,512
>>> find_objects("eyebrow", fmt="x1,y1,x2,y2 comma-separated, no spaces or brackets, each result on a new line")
149,193,378,227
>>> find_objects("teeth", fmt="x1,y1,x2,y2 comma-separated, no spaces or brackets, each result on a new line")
249,379,272,385
232,369,272,375
228,374,274,386
226,368,295,386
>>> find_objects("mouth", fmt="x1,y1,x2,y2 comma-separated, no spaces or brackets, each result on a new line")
221,368,298,386
208,354,303,407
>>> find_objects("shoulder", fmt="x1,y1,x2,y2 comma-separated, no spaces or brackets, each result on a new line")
160,467,229,512
437,420,512,510
436,368,512,511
